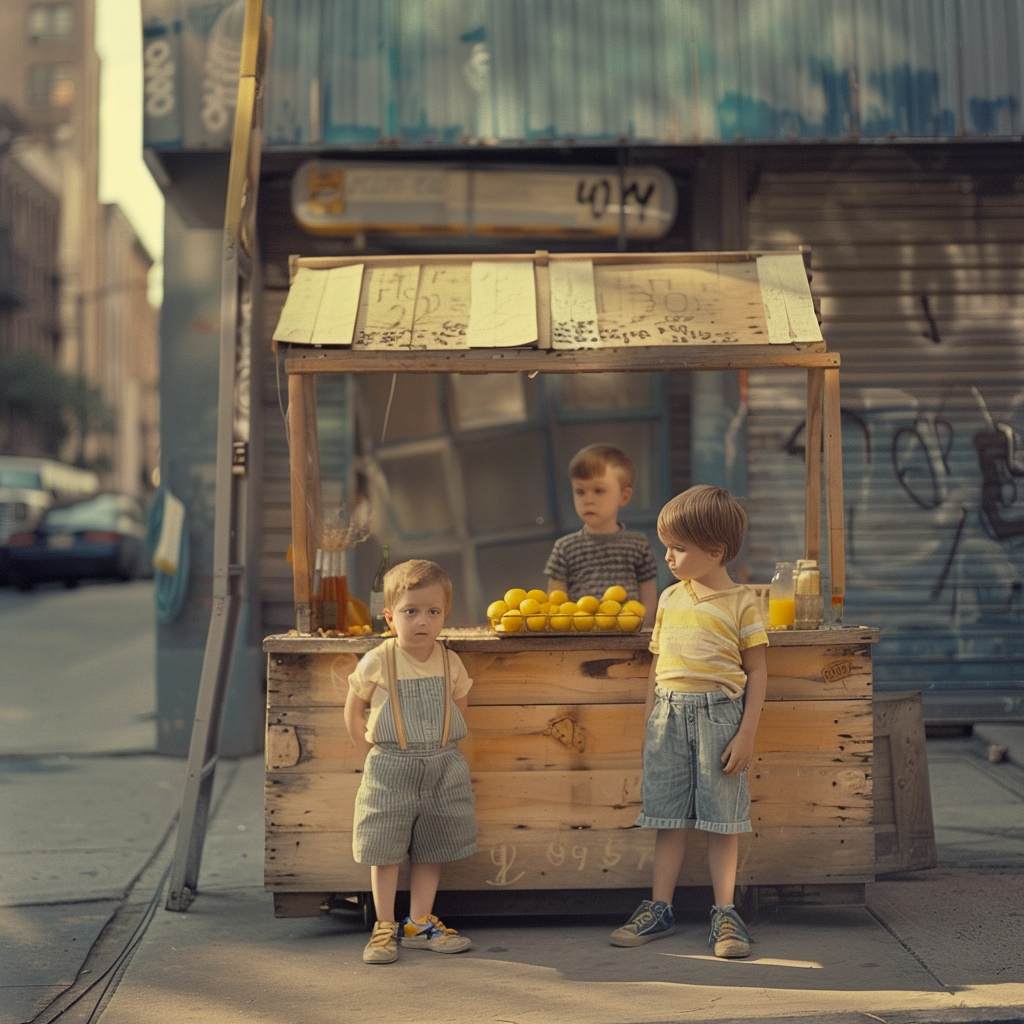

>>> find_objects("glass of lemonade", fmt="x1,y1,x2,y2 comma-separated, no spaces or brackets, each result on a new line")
768,561,796,629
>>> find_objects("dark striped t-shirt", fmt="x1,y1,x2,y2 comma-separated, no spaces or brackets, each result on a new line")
544,527,658,603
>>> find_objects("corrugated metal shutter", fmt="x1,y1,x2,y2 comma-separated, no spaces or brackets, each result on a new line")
259,287,297,635
746,147,1024,719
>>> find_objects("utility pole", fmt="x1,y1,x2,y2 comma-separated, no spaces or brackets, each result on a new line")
165,0,267,912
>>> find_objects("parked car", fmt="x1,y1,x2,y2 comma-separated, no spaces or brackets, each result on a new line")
0,457,100,585
5,493,148,590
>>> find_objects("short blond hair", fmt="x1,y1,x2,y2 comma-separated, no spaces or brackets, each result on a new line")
657,485,747,565
383,559,453,616
569,444,636,489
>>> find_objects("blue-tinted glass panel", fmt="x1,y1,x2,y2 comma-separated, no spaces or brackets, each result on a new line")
458,430,552,534
553,420,662,522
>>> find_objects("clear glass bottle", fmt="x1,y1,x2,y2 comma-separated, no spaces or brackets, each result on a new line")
370,544,389,633
768,561,796,629
794,559,823,630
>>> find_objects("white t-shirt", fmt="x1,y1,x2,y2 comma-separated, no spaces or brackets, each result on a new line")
348,641,472,744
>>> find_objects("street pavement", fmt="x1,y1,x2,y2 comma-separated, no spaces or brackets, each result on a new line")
2,582,1023,1024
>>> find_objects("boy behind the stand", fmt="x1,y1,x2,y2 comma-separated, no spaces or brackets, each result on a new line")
611,485,768,958
344,559,476,964
544,444,657,624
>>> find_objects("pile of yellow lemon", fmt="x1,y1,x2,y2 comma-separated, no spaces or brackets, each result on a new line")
487,585,645,634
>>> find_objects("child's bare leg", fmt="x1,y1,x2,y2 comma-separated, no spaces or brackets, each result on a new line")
707,832,739,907
610,829,681,945
403,861,472,953
370,864,400,923
652,828,687,904
706,833,750,958
408,861,442,921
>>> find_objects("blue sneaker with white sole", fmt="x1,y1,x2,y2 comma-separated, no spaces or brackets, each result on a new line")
610,900,676,947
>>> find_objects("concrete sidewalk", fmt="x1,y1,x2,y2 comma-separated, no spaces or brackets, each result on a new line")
7,733,1023,1024
2,579,1022,1024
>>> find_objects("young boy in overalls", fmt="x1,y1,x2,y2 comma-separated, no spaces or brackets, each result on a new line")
610,485,769,958
344,559,476,964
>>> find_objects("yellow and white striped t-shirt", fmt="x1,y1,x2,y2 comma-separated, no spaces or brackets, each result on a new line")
649,581,768,698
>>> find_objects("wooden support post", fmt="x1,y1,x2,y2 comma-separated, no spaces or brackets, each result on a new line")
805,368,824,562
287,373,322,633
823,367,846,619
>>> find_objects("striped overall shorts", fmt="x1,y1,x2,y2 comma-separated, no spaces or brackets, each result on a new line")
352,639,477,865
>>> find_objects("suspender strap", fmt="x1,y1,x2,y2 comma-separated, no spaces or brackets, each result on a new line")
383,639,408,751
440,644,452,748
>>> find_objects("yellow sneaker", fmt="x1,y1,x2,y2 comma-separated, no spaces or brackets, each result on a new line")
362,920,399,964
401,914,472,954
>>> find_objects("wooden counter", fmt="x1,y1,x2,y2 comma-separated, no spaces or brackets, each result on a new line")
263,625,879,918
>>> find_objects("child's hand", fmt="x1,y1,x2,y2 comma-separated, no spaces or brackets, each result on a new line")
720,732,754,776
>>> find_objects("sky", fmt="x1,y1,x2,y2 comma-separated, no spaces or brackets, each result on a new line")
95,0,165,304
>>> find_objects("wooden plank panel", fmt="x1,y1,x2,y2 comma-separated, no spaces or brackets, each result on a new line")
265,763,870,833
873,692,937,874
805,367,823,562
265,700,870,775
265,825,875,891
764,644,873,699
459,649,651,704
753,700,873,764
266,769,643,832
748,765,871,827
262,626,878,655
268,652,360,707
266,644,872,709
823,367,846,612
284,345,836,378
448,704,643,772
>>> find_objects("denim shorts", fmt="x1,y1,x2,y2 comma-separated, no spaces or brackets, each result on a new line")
635,686,753,834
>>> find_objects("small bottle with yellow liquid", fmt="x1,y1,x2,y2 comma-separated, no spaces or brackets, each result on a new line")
768,561,796,629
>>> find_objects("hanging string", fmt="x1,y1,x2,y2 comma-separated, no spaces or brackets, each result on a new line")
380,372,398,444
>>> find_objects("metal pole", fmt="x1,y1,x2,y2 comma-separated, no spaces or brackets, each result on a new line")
166,0,265,912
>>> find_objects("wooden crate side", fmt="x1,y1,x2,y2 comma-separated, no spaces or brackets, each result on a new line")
266,763,871,834
459,650,651,705
266,824,874,892
764,644,873,700
749,764,871,826
873,691,937,874
267,769,643,832
754,699,873,762
266,699,871,774
266,644,872,708
267,652,359,707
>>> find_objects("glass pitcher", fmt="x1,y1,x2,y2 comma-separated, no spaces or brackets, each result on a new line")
768,561,796,629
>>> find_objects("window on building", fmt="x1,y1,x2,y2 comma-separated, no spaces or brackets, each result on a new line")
27,63,74,108
27,3,74,44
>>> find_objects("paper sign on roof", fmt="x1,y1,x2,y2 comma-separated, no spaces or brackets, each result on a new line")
466,262,538,348
594,262,768,346
272,252,820,351
757,253,823,345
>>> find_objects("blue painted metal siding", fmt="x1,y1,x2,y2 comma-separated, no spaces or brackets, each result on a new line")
143,0,1024,149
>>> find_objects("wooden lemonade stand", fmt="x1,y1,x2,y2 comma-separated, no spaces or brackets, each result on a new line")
263,249,891,920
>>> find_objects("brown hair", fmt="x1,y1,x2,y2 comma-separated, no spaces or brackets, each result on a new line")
657,485,747,564
383,559,453,616
569,444,636,489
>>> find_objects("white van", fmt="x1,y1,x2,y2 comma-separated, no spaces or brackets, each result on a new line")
0,456,100,547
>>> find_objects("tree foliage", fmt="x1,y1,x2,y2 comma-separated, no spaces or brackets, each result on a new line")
0,351,116,464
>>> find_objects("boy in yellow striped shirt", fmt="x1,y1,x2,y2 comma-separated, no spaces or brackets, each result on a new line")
610,485,768,958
